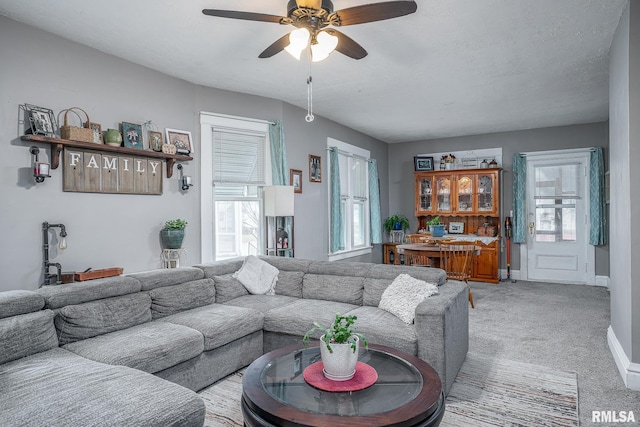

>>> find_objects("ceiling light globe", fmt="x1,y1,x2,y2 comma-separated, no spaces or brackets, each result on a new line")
311,31,338,62
284,28,310,60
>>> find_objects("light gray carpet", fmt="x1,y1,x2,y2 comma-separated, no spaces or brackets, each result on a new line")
200,352,579,427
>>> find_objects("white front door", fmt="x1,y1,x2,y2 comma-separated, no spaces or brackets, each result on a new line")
523,151,594,284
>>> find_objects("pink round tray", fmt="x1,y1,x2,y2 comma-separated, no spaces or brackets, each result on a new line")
303,361,378,392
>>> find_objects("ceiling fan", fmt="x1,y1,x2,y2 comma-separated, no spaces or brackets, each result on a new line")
202,0,418,61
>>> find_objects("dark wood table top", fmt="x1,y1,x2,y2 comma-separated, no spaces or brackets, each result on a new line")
241,343,445,427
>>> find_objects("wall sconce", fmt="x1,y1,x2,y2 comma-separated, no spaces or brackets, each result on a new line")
30,146,50,183
177,164,193,192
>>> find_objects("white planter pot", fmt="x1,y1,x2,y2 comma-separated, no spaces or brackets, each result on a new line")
320,334,359,381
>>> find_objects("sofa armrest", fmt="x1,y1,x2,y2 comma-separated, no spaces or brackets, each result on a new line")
414,280,469,395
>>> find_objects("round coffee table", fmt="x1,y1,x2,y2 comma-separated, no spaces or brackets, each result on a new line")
242,343,445,426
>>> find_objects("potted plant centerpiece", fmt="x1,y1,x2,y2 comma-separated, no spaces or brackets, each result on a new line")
384,213,410,233
160,219,187,249
303,313,367,381
427,216,446,237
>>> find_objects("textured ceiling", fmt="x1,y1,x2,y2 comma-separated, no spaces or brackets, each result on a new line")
0,0,627,143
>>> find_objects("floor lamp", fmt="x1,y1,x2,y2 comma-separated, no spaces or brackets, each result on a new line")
264,185,295,257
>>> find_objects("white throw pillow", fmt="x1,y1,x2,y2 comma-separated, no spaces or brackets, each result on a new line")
232,256,279,295
378,274,439,324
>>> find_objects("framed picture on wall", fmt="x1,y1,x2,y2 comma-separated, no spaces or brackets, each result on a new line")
25,104,57,137
414,156,434,171
148,131,163,152
165,128,193,154
290,169,302,193
309,154,321,183
87,122,103,144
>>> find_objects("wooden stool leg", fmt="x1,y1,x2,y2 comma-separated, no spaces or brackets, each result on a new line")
466,280,475,309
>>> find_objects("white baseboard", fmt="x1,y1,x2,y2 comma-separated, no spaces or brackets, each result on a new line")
607,326,640,391
499,269,609,287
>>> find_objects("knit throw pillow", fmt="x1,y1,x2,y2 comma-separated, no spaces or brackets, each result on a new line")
233,255,279,295
378,274,439,324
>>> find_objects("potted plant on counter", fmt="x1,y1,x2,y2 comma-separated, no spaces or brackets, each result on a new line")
160,219,187,249
384,213,410,233
303,313,368,381
427,216,446,237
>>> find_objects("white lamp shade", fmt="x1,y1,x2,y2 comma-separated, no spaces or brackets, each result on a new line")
264,185,295,217
284,28,310,61
311,30,338,62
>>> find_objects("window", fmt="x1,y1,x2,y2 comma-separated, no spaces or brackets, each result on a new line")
327,138,371,261
200,113,271,261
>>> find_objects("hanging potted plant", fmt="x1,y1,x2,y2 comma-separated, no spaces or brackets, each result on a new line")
160,219,187,249
303,313,368,381
383,213,410,233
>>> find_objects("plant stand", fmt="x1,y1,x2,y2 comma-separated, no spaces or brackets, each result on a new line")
162,248,187,268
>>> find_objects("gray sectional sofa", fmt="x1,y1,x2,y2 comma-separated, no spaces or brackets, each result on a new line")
0,256,468,426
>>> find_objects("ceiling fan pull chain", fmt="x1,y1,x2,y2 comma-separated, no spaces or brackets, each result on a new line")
306,75,314,122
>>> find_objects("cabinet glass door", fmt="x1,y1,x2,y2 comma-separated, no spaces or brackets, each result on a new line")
436,177,452,212
457,175,474,212
477,174,494,212
419,176,434,213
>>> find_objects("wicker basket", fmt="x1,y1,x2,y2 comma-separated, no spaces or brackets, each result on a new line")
60,107,94,142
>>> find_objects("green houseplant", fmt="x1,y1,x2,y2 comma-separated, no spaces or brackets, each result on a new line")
161,219,187,249
427,216,446,237
304,313,368,381
384,213,410,232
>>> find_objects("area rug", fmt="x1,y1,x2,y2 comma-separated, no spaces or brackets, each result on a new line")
199,353,578,427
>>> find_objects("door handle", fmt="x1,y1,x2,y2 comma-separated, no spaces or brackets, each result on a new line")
529,222,535,236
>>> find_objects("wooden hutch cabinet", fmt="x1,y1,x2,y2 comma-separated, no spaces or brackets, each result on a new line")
413,168,501,283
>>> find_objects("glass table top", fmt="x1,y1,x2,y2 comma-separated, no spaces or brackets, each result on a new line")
259,346,423,417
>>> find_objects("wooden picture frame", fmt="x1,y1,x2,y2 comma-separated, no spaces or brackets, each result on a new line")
165,128,193,154
290,169,302,193
122,122,143,149
414,156,434,171
148,130,163,152
309,154,321,183
87,122,103,144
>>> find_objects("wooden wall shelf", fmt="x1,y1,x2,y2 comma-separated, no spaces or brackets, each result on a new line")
21,134,193,178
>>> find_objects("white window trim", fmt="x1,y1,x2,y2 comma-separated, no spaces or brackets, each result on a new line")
200,112,271,262
327,137,372,261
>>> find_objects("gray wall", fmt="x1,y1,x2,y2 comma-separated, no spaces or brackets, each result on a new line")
388,122,610,276
609,1,639,365
0,16,387,291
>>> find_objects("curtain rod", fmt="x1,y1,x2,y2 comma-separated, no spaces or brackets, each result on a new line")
519,147,597,156
200,111,275,125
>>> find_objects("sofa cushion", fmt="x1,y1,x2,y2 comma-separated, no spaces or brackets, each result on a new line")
0,348,205,427
62,322,204,373
343,306,418,355
378,274,439,324
213,274,249,303
233,255,279,295
366,264,447,285
158,304,263,351
128,267,205,291
224,294,298,313
264,299,359,338
37,276,142,309
0,310,58,364
258,256,313,273
274,270,305,297
195,258,245,279
55,293,152,345
0,290,44,318
303,274,364,305
150,278,215,319
307,260,374,277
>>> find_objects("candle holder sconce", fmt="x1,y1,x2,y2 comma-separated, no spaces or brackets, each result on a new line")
30,146,51,183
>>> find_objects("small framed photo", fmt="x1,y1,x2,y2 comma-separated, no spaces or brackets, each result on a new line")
290,169,302,193
25,104,56,137
87,122,103,144
166,128,193,154
148,131,163,152
122,122,143,149
309,154,321,183
414,156,434,171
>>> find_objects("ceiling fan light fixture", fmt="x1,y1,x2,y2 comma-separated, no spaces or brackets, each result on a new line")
284,27,310,60
311,30,338,62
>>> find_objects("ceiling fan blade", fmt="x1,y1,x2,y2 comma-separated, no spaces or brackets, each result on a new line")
334,1,417,26
296,0,322,10
325,29,367,60
202,9,284,24
259,34,291,58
